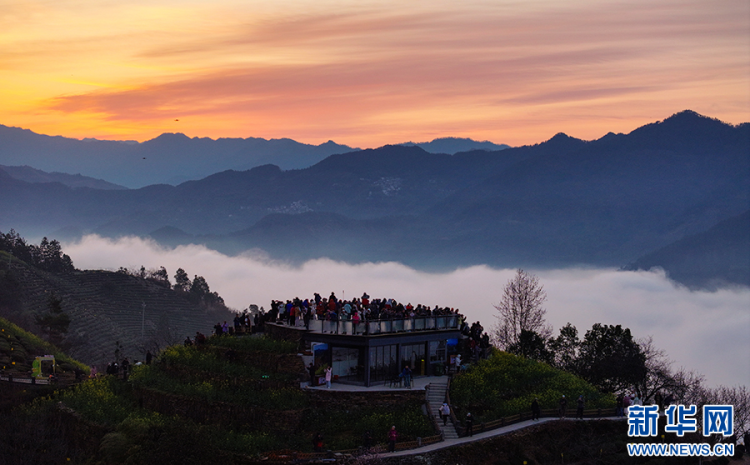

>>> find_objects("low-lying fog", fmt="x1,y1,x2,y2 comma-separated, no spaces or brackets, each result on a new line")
64,235,750,389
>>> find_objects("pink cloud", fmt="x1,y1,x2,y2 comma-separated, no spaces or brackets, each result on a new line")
37,0,749,146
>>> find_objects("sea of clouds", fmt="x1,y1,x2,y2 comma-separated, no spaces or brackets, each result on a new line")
64,235,750,389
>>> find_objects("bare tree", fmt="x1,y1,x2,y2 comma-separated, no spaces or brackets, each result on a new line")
492,269,552,350
635,336,706,406
687,384,750,440
635,336,678,402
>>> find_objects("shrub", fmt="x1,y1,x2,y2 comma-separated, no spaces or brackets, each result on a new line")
55,376,135,425
130,364,306,409
205,335,296,354
303,403,434,451
450,351,614,421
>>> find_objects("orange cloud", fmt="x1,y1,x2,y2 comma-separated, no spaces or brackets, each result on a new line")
4,0,748,146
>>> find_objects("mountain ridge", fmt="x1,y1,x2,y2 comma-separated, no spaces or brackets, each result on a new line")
0,110,747,288
0,125,511,188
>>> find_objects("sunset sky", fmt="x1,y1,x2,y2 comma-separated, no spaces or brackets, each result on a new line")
2,0,748,148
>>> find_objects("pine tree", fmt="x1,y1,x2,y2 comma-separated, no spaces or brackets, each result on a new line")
34,293,71,348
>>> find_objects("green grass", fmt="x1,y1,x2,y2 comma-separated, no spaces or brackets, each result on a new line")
130,364,307,409
0,316,89,373
158,344,294,381
204,334,297,354
302,403,435,451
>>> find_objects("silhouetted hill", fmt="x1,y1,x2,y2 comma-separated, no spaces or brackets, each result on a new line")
421,112,749,267
624,211,750,289
400,136,510,153
0,165,127,190
0,252,232,369
0,111,747,287
0,125,356,188
0,316,87,377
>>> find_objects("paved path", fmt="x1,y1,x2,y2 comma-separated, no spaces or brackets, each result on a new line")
297,371,624,457
387,416,625,458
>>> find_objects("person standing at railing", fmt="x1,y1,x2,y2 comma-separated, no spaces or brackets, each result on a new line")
352,310,361,334
303,307,311,329
576,395,585,419
325,366,332,389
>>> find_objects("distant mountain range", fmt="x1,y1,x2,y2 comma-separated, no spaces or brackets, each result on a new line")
0,126,358,188
401,137,510,153
0,165,127,190
0,126,508,188
0,110,747,289
623,210,750,290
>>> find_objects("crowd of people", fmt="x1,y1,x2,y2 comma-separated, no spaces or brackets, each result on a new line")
195,292,472,342
615,391,674,416
460,320,492,363
261,292,464,329
526,390,678,422
103,351,152,381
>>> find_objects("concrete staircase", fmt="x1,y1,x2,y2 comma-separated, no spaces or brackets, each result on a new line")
427,379,459,440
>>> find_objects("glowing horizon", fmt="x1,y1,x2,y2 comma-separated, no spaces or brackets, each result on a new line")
2,0,748,148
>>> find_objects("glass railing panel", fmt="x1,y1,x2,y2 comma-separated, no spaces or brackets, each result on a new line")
299,314,460,334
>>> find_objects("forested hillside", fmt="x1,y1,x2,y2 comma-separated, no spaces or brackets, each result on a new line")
0,232,232,369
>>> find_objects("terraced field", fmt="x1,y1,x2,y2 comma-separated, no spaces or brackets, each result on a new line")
4,260,232,369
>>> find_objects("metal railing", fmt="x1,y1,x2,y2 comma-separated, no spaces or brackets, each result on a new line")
0,374,51,385
300,315,460,335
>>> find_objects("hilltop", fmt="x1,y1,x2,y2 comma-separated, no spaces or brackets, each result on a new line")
0,248,232,369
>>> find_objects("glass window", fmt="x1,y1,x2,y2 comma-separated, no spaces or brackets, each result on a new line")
400,343,426,375
331,347,362,381
369,344,399,382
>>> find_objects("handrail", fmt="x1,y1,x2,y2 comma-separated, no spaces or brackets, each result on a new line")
0,374,51,385
292,315,460,335
457,407,617,437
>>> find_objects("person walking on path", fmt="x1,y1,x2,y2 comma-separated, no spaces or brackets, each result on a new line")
465,413,474,437
623,393,632,416
576,395,585,419
312,432,323,452
531,398,540,421
325,366,332,389
440,403,451,426
559,395,568,419
388,426,398,452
